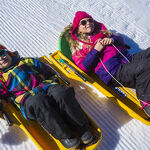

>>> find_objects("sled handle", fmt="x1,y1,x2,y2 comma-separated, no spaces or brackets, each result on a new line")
59,59,87,82
0,103,13,126
2,111,13,126
56,73,70,85
46,64,70,85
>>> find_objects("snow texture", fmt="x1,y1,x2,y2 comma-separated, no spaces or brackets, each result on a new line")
0,0,150,150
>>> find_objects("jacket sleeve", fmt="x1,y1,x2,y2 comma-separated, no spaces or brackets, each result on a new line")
111,34,125,46
32,58,56,79
0,86,8,100
100,22,126,47
72,49,101,72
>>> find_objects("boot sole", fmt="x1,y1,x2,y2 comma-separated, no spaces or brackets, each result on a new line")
82,135,94,144
67,140,80,150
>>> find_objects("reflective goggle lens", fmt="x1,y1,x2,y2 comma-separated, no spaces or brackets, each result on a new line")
0,49,7,56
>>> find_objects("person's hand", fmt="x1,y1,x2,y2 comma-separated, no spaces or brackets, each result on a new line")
100,38,114,46
94,38,105,52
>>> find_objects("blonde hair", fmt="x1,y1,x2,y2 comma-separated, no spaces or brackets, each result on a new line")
62,23,79,53
62,23,112,54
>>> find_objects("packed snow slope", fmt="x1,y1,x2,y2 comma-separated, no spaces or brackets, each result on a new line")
0,0,150,150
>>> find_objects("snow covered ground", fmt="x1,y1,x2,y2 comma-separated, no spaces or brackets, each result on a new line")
1,0,150,150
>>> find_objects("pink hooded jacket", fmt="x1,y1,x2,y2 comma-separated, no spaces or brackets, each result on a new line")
72,23,132,84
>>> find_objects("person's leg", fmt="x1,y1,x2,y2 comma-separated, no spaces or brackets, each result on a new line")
46,85,93,144
23,92,80,148
24,92,73,139
131,47,150,62
134,59,150,117
111,61,137,88
113,59,150,117
111,47,150,87
47,85,89,133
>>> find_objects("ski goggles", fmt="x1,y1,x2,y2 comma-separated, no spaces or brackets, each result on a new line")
0,49,7,57
80,18,94,26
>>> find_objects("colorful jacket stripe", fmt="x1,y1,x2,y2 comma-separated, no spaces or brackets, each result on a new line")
0,56,58,105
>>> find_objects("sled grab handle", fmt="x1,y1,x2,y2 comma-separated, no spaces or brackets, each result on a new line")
59,59,87,82
110,84,127,98
57,73,70,85
46,64,70,85
2,111,13,126
0,103,13,126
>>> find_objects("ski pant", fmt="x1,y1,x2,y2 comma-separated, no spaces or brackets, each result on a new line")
23,84,89,140
112,47,150,101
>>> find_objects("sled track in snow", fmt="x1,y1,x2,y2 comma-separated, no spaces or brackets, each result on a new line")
1,0,150,150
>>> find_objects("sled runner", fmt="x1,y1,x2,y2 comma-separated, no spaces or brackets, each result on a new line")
48,33,150,126
0,56,102,150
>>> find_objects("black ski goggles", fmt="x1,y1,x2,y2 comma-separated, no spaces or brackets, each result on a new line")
80,18,94,26
0,49,7,57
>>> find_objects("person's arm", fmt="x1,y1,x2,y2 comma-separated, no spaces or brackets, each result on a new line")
24,58,56,79
72,41,104,72
73,49,101,72
110,34,125,46
100,23,126,47
0,84,8,100
81,49,102,72
72,23,107,72
34,58,56,79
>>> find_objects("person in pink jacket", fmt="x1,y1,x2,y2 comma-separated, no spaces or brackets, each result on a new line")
62,11,150,117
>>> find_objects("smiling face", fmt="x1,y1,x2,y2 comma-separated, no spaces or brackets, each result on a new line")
0,51,12,70
78,18,95,34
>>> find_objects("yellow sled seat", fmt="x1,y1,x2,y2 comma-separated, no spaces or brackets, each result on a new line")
49,33,150,126
0,99,59,150
0,56,102,150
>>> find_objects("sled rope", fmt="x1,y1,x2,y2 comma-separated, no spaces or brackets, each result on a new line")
100,44,139,101
100,57,138,100
139,100,150,110
112,43,130,63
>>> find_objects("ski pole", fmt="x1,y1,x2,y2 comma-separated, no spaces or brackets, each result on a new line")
59,59,88,82
46,64,70,85
0,103,13,126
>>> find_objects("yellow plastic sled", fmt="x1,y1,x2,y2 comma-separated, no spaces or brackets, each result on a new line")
48,33,150,126
0,56,102,150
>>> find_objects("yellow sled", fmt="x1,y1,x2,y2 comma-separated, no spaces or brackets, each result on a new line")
0,56,102,150
48,33,150,126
